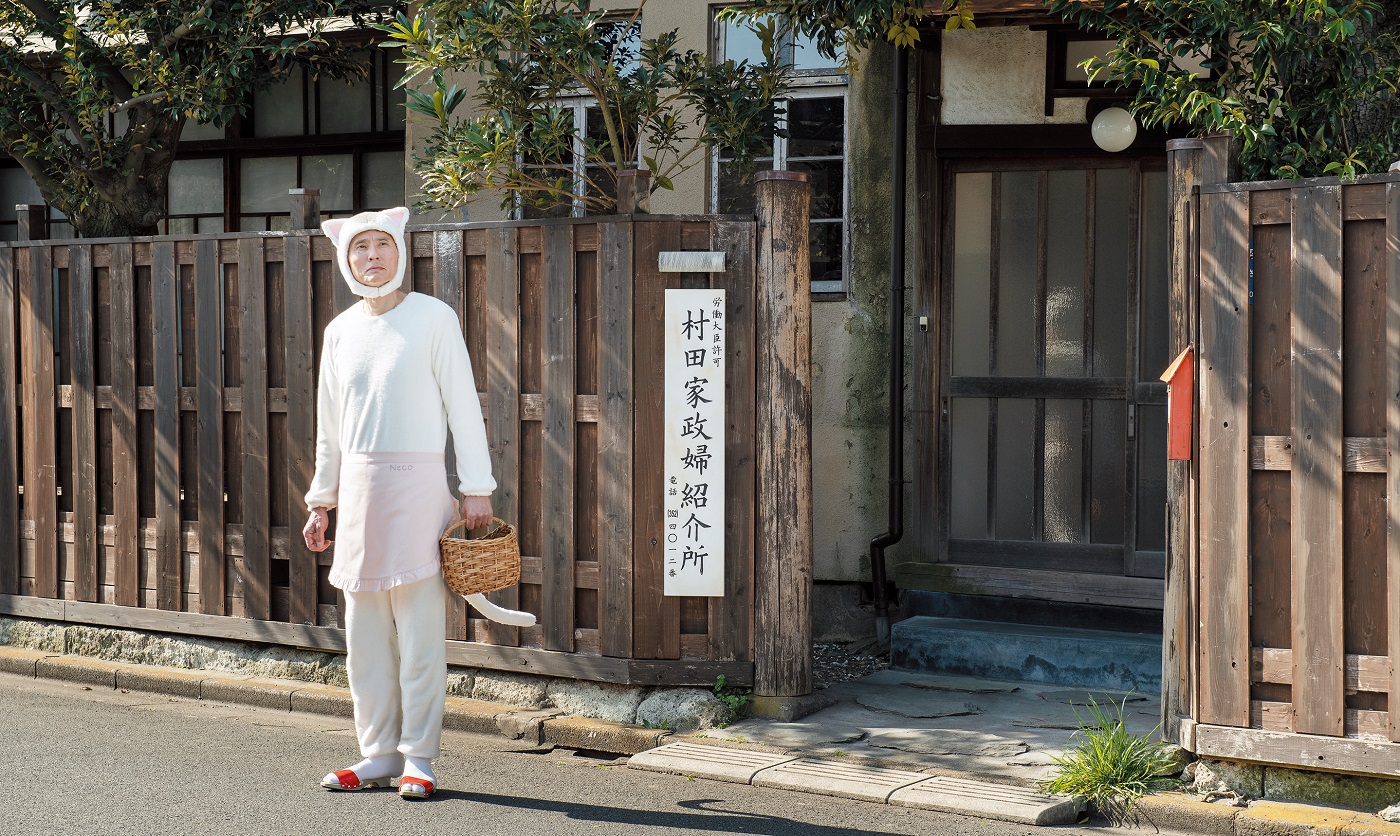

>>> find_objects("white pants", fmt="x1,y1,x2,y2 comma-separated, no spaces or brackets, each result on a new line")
344,574,448,760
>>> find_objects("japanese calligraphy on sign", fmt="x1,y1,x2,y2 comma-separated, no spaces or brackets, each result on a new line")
664,289,726,597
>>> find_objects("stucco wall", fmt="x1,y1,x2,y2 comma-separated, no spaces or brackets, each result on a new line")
940,27,1087,125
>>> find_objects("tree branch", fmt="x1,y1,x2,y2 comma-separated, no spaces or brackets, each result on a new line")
157,0,215,53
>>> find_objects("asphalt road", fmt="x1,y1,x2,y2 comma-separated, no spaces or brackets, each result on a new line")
0,672,1112,836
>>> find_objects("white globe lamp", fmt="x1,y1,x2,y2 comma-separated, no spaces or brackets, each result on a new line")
1091,106,1138,153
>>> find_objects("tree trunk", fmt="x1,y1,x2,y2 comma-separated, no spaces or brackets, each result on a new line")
68,185,167,238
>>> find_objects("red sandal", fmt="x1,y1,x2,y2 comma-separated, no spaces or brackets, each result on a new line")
397,776,435,799
321,769,391,791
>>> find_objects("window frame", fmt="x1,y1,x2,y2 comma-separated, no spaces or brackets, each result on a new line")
710,8,850,293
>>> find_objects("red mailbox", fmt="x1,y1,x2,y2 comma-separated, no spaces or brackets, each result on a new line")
1160,345,1194,461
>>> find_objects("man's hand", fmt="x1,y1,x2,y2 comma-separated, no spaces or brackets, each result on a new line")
459,495,493,529
303,507,331,552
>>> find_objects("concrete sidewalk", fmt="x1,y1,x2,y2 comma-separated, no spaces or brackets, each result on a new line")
5,644,1400,834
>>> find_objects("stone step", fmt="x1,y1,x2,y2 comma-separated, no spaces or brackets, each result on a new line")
890,616,1162,695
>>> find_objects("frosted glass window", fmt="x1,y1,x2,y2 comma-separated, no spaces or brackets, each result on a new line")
1062,39,1115,85
998,172,1039,376
240,156,298,214
0,167,44,222
181,120,224,141
362,152,405,209
168,158,224,216
197,216,224,234
995,399,1036,540
302,155,353,212
1045,171,1086,377
949,398,990,539
951,172,992,376
1093,168,1130,375
1043,399,1084,543
1139,171,1170,379
1090,400,1126,544
320,74,373,135
387,83,407,130
254,67,305,137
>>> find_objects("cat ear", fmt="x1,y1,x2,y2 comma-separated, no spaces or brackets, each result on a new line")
382,207,411,231
320,218,347,245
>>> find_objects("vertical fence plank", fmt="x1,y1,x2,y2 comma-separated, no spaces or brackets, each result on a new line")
195,239,225,616
109,244,139,607
486,227,521,646
69,245,98,602
1290,185,1345,736
152,242,181,611
632,221,683,660
25,246,58,599
712,220,756,663
542,224,576,652
1387,182,1400,742
432,229,470,640
0,248,16,595
598,222,634,658
285,234,317,625
239,238,271,620
1196,189,1251,728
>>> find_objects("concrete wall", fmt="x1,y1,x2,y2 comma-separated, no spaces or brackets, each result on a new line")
940,27,1088,126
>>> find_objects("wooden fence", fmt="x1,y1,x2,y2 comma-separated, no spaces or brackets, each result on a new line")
1167,135,1400,778
0,179,815,691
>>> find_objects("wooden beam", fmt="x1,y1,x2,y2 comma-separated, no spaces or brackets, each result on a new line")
69,245,98,603
152,241,182,611
598,221,634,658
1250,435,1385,472
1388,181,1400,743
0,248,14,596
1196,187,1251,729
1290,184,1345,737
1195,723,1400,778
1251,647,1390,693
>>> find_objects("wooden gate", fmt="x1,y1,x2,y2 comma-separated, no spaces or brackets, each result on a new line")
1170,136,1400,777
0,181,815,692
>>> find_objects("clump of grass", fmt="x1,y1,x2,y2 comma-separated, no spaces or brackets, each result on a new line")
713,674,753,722
1041,696,1181,825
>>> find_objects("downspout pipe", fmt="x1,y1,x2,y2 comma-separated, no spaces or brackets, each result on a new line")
870,43,908,649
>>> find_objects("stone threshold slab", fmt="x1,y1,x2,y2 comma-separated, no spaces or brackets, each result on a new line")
628,741,797,783
752,758,929,803
889,775,1084,826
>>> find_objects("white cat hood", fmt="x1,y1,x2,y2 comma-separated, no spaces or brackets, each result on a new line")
321,207,411,298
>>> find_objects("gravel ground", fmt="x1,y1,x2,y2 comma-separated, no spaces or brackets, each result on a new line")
812,641,889,690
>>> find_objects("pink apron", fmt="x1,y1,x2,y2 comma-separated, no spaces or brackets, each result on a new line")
330,452,457,592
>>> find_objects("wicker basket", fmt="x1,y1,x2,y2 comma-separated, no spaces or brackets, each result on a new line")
439,517,520,596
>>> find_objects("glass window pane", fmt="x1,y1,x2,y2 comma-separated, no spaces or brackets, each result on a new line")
1045,170,1086,377
788,158,842,219
239,216,267,232
253,67,305,137
810,221,843,283
793,30,842,71
181,120,224,141
239,156,298,214
168,158,224,216
996,398,1036,540
951,172,992,377
166,217,194,235
319,73,373,135
1090,399,1127,544
998,171,1039,376
1062,39,1116,85
1043,399,1084,543
1137,405,1167,550
1093,168,1130,376
717,160,768,215
0,167,44,222
950,397,990,539
387,82,406,130
197,216,224,234
362,151,405,209
786,97,843,157
1139,170,1170,379
302,154,353,212
723,18,768,66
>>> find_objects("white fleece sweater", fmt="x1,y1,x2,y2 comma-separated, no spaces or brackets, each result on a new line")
304,292,496,510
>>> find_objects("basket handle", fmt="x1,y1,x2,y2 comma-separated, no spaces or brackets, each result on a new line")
443,516,505,541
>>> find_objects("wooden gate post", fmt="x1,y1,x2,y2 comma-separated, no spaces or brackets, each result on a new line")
1163,138,1204,745
753,171,813,699
289,189,321,230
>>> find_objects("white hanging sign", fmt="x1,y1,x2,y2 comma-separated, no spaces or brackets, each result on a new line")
664,289,726,597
